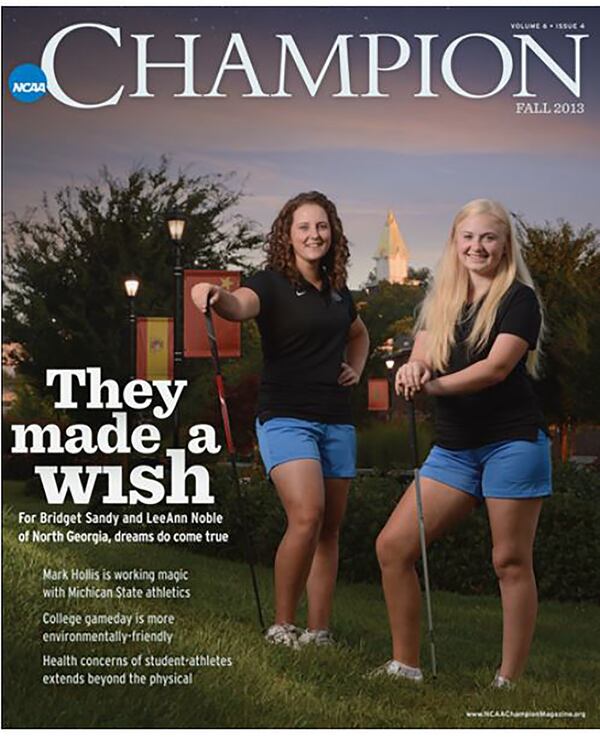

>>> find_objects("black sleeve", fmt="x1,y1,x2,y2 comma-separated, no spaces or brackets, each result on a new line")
497,284,541,350
343,286,358,322
242,271,272,318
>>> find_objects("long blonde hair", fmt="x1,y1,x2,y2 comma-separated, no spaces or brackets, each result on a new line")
415,199,544,377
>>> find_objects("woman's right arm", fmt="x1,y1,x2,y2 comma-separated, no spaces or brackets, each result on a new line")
190,283,260,322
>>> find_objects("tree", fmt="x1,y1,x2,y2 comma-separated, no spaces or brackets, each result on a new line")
407,266,433,289
354,281,425,350
3,159,263,417
517,217,600,459
351,281,426,426
361,266,432,291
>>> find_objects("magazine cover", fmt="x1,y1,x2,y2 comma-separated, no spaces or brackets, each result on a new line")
2,2,599,730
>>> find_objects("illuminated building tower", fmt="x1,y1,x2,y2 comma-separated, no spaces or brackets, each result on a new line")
374,210,409,284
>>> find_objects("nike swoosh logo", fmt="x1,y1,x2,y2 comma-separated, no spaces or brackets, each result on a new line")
296,290,307,296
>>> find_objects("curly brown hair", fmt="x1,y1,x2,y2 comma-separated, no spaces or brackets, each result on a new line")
265,191,350,290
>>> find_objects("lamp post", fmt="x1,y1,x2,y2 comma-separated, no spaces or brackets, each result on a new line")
124,276,140,381
393,338,416,425
384,337,413,421
385,357,395,421
166,210,187,448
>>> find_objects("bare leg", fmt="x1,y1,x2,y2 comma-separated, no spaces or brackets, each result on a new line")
487,498,543,680
305,478,350,629
270,459,325,625
376,478,477,667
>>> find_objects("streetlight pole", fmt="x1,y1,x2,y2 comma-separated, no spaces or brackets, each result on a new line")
123,277,140,482
166,211,187,448
385,357,395,422
124,277,140,381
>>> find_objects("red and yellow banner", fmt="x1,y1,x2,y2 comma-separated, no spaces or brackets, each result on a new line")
136,317,174,380
184,270,241,358
368,378,390,411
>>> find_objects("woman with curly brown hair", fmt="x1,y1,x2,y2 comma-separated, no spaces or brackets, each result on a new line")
191,191,369,648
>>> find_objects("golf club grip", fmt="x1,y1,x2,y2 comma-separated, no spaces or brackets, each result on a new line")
203,309,235,454
203,307,222,375
215,375,235,455
408,398,419,467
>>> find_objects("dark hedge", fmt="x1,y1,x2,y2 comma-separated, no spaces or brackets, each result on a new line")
196,462,600,603
14,458,599,603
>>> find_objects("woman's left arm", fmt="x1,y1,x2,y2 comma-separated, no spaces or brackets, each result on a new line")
425,333,529,396
339,317,370,386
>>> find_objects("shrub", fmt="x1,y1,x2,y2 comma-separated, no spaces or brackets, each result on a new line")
9,454,598,602
533,465,600,601
357,420,433,469
193,462,600,602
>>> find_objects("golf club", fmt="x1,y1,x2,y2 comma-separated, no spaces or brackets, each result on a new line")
203,306,266,631
407,396,438,678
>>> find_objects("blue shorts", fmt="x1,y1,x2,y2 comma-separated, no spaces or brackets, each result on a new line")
255,417,356,478
420,430,552,501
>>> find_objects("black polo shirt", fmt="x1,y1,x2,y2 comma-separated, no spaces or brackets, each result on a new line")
434,281,547,449
243,269,357,424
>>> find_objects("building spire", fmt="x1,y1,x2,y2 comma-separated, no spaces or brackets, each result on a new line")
374,210,409,283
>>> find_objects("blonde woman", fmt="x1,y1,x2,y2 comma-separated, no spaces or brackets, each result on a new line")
375,199,551,686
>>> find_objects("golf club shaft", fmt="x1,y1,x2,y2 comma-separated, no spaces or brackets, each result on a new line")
413,466,437,678
409,398,438,678
228,453,266,631
204,307,266,630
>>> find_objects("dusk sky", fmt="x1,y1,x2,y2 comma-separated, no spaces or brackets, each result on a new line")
3,5,599,287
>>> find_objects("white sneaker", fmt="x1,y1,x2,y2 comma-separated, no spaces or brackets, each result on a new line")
491,670,515,689
369,659,424,683
297,628,335,647
264,623,301,649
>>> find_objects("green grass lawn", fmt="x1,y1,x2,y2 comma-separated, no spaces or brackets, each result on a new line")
2,481,599,728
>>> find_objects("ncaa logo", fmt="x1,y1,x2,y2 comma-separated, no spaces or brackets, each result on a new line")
9,63,47,103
